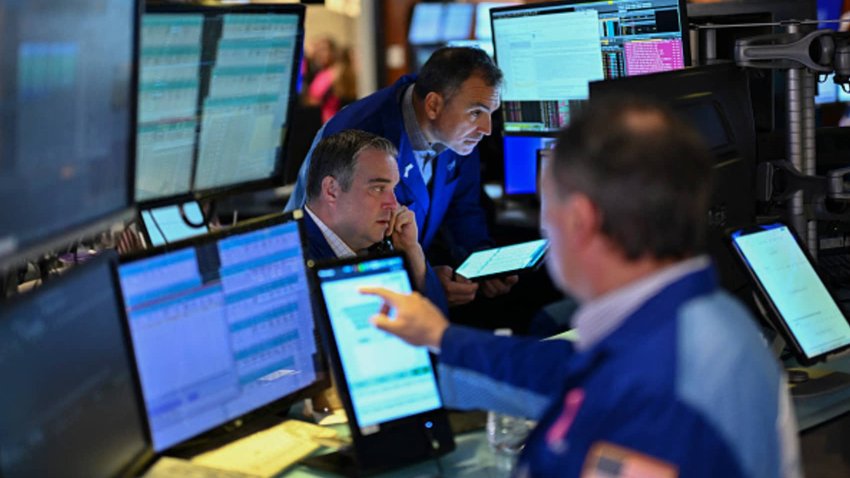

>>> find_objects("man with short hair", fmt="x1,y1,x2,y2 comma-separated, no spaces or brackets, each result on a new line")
361,98,800,477
303,129,447,313
288,47,515,306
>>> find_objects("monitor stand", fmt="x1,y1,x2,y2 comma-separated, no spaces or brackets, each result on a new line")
789,370,850,398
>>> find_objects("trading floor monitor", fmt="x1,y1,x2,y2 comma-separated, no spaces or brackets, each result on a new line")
0,252,150,478
0,0,138,268
136,3,305,204
491,0,688,135
117,212,327,452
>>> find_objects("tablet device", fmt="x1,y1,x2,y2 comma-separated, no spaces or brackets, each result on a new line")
729,222,850,364
308,253,454,474
139,201,209,247
455,238,548,281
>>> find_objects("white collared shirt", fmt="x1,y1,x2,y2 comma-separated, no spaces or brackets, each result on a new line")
304,206,356,258
574,255,711,351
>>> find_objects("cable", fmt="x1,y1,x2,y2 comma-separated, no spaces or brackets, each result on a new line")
148,210,169,246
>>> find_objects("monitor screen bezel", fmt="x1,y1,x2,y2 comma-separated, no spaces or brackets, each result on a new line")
0,0,140,271
118,210,330,452
137,2,306,206
728,222,850,365
0,251,155,477
490,0,691,138
306,252,449,440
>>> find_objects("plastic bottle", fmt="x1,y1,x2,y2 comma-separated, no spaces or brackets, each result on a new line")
486,329,534,460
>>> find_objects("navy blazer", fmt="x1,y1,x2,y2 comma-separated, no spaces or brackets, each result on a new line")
303,212,449,315
287,75,491,256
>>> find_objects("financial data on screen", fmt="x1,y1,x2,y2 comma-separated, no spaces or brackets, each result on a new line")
136,9,302,201
118,218,319,451
317,257,442,431
733,225,850,358
492,0,686,134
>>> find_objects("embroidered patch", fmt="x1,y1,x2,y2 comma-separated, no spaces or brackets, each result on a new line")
581,441,678,478
545,388,585,454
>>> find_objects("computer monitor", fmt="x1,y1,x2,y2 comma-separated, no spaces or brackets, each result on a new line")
475,3,516,40
0,252,150,478
589,63,757,296
408,3,444,45
117,212,326,452
0,0,138,268
503,135,556,196
491,0,689,136
139,200,209,247
442,3,475,41
136,3,305,204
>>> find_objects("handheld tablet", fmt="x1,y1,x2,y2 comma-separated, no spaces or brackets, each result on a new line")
455,238,548,281
730,223,850,364
308,253,454,474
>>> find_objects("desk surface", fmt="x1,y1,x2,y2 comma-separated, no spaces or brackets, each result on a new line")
282,430,513,478
793,352,850,431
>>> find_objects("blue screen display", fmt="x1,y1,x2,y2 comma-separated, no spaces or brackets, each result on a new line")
316,256,442,433
118,218,319,451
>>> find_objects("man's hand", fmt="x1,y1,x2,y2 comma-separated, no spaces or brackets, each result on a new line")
359,287,449,348
480,275,519,298
388,206,426,290
387,205,418,253
434,265,478,306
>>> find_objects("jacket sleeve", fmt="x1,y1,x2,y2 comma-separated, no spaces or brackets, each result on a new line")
440,149,492,255
422,261,448,315
436,325,577,419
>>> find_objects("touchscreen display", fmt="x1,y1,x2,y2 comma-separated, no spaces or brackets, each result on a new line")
316,256,442,432
456,239,548,280
732,224,850,358
141,201,208,246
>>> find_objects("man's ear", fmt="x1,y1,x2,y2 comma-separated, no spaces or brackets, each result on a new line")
423,91,444,120
567,194,601,246
322,176,340,203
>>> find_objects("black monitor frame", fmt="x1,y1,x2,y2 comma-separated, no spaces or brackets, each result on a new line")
589,62,758,301
0,251,155,477
304,252,454,476
0,0,140,271
118,210,329,452
490,0,690,138
137,2,306,207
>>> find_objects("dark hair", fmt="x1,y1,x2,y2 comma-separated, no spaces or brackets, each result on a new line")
551,96,713,260
305,129,398,202
413,46,503,101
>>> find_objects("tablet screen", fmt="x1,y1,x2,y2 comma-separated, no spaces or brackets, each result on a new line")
731,224,850,359
456,238,548,280
316,256,442,432
141,201,208,246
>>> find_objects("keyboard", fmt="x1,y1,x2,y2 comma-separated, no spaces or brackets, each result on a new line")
190,419,338,477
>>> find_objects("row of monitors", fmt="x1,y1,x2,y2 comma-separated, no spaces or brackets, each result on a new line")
408,2,514,45
0,2,305,270
0,212,446,476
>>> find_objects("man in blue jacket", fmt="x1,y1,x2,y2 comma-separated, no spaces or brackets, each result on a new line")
301,129,447,314
287,47,515,306
361,98,801,477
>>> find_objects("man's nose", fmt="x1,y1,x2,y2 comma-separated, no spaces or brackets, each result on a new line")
382,190,398,209
478,113,492,136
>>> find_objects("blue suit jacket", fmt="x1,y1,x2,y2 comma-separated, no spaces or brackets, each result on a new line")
303,212,449,315
286,75,491,256
437,264,798,477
